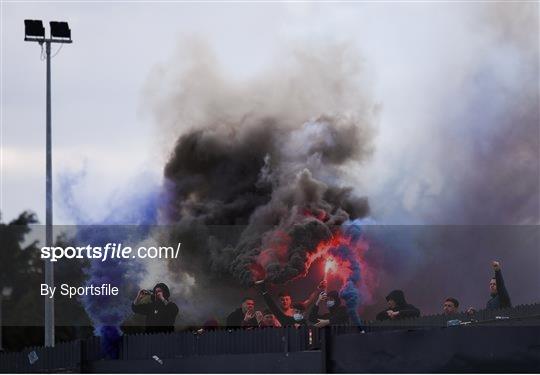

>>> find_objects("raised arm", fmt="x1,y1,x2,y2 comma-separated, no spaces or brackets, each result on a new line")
301,280,327,308
261,291,288,325
255,281,289,325
493,261,511,308
132,290,152,314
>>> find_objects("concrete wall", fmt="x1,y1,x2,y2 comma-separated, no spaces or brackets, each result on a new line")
329,325,540,373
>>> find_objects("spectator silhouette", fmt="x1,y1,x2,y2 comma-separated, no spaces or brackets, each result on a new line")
487,261,512,310
376,290,420,321
309,290,350,327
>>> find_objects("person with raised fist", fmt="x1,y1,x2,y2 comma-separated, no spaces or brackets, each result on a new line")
486,260,512,310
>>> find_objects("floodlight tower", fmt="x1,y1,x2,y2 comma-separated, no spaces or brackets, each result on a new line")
24,20,72,348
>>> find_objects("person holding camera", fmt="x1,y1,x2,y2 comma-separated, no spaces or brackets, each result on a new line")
132,283,179,333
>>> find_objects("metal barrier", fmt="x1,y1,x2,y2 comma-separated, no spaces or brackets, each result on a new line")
0,336,100,373
362,302,540,331
119,325,317,360
1,302,539,373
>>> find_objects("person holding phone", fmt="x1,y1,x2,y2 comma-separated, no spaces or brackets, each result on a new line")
309,290,350,327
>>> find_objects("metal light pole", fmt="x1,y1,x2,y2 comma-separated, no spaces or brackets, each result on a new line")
44,36,55,350
24,20,72,348
0,287,13,351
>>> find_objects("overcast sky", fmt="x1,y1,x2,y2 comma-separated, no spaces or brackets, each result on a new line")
2,1,539,321
1,2,538,225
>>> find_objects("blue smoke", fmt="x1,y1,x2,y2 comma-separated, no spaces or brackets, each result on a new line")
328,243,362,326
58,171,162,357
57,165,89,224
76,224,153,358
327,218,374,326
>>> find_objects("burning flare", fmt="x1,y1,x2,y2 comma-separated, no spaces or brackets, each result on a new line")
324,257,338,279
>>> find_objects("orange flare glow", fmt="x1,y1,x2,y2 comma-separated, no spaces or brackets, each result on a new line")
324,257,338,276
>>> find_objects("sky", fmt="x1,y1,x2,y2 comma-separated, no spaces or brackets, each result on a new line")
1,1,539,319
2,2,538,226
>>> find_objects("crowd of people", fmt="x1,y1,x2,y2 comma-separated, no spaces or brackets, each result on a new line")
131,261,512,333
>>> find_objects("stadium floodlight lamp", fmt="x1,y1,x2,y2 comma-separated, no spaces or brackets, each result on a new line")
24,19,45,41
50,21,71,41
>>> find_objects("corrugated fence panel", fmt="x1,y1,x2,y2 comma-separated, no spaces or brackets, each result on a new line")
118,327,305,360
1,302,540,372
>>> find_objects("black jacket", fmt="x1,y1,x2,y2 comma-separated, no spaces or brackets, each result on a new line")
132,300,179,333
487,269,512,310
309,302,350,325
261,292,307,326
226,308,258,327
376,290,420,321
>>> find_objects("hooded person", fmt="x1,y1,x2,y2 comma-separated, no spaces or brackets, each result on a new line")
132,282,179,333
309,290,350,328
376,289,420,321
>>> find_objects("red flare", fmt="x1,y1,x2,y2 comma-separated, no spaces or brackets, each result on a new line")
248,221,377,305
305,229,375,301
324,257,338,277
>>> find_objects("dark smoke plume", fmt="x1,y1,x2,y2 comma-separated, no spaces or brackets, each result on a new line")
146,41,377,304
163,116,373,287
